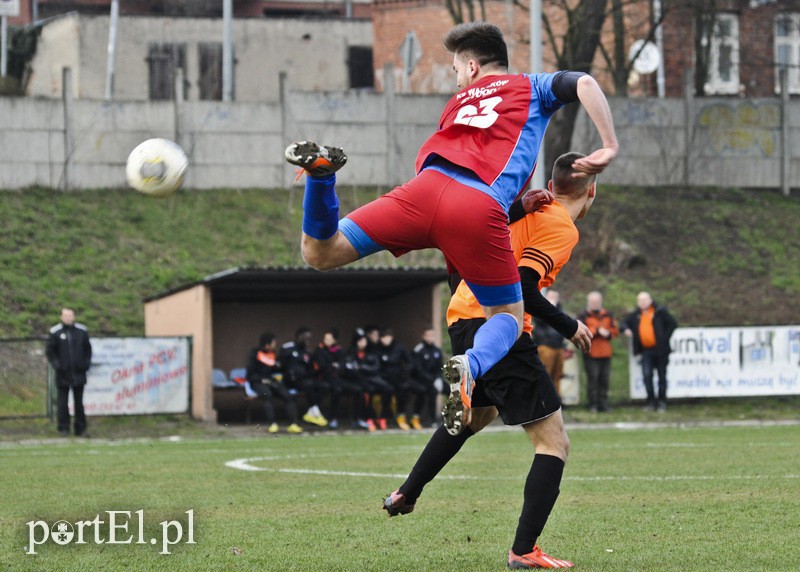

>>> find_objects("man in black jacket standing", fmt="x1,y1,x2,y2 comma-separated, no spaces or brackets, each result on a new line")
46,308,92,436
623,292,678,412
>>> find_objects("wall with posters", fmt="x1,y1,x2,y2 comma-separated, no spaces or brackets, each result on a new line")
66,337,191,416
629,326,800,399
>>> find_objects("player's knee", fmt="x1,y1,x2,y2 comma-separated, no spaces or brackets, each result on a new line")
301,242,337,271
559,433,571,460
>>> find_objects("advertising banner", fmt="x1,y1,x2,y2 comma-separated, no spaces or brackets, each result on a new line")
70,337,190,415
629,326,800,399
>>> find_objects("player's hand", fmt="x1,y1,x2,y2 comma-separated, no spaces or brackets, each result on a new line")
571,146,618,178
571,320,593,353
521,188,555,213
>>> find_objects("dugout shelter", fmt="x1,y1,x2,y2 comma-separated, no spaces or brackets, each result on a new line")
144,266,447,421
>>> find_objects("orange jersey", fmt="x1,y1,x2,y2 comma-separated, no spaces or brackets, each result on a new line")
446,201,579,333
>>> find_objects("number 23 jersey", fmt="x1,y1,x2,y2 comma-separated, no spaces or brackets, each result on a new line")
415,73,565,211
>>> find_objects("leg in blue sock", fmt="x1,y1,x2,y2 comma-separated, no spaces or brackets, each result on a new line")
302,173,339,240
465,312,519,379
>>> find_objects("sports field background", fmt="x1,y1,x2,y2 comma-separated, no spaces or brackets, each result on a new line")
1,422,798,571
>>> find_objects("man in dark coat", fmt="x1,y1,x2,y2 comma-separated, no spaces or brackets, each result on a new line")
45,308,93,436
623,292,678,412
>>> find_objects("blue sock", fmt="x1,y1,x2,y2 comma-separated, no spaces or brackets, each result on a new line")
302,173,339,240
466,313,519,379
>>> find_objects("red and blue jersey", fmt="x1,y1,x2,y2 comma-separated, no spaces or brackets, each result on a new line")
415,72,564,212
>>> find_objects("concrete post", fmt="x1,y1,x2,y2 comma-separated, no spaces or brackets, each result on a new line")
174,67,184,148
279,71,290,187
683,68,694,188
780,68,789,197
62,67,74,191
384,62,396,189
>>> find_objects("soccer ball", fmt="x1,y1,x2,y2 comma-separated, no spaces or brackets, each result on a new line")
126,138,188,198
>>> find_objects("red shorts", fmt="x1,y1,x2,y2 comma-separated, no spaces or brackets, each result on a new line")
344,169,519,287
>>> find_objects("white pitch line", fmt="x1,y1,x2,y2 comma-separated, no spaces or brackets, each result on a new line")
224,456,800,482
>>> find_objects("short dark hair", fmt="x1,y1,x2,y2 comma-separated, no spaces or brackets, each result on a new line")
551,152,596,198
443,21,508,69
259,332,276,347
295,326,311,339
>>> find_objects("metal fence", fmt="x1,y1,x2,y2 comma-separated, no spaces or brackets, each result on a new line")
0,338,51,419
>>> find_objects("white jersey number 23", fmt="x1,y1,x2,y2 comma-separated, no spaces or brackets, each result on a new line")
454,96,502,129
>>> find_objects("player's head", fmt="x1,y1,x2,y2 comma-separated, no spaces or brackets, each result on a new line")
550,152,597,219
294,326,312,347
352,327,368,349
258,332,276,349
422,328,435,344
363,324,380,344
444,22,509,88
380,327,394,346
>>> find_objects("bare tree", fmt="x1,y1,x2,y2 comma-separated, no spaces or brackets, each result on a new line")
445,0,487,24
691,0,720,97
596,0,666,96
540,0,608,174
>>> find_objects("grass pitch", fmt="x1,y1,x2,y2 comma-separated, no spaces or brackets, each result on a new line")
1,423,798,571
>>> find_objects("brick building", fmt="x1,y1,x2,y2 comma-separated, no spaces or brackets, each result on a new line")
370,0,654,95
371,0,800,98
660,0,800,97
9,0,372,24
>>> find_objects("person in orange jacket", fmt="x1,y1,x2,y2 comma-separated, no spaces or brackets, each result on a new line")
577,291,619,412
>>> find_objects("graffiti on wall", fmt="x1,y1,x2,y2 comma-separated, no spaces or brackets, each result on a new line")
697,102,780,157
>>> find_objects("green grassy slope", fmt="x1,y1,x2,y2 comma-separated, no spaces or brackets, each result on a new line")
1,185,799,338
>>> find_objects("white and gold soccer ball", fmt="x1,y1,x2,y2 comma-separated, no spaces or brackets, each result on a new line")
126,138,188,198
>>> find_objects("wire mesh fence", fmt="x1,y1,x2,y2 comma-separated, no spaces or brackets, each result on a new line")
0,338,51,419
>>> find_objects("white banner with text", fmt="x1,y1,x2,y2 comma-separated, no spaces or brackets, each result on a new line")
71,337,190,415
629,326,800,399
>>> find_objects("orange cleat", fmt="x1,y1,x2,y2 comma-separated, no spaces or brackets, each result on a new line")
507,547,574,569
441,355,474,436
382,490,415,517
284,141,347,178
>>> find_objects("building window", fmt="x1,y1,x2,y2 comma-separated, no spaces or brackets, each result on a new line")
347,46,374,89
703,13,740,95
775,13,800,94
199,42,234,101
147,43,187,100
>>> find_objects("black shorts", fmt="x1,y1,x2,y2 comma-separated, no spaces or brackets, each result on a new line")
449,319,562,426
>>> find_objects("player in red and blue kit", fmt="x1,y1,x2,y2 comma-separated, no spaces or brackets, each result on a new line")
285,21,618,438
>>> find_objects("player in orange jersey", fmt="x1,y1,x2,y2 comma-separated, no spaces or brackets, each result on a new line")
383,152,597,569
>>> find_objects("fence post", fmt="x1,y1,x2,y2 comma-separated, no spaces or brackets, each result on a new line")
174,67,184,148
779,68,790,197
279,71,289,187
384,62,396,190
62,67,74,191
682,68,694,189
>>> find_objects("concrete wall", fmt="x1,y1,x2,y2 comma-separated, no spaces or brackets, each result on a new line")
27,14,372,101
1,90,798,191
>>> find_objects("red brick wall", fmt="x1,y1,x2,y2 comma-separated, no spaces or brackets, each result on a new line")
660,1,797,98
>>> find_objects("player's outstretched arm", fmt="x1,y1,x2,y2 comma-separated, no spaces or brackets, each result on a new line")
572,75,619,178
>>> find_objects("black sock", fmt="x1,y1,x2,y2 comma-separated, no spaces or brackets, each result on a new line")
398,425,474,502
511,454,565,556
